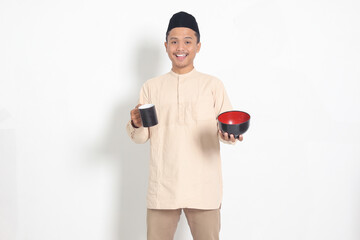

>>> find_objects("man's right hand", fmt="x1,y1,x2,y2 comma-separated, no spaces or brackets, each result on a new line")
130,104,142,128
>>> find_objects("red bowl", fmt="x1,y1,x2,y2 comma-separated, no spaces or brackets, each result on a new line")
218,111,251,139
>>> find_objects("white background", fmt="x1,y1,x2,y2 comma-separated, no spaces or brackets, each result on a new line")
1,0,359,239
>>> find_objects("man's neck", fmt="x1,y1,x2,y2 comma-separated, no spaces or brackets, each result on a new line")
171,66,195,75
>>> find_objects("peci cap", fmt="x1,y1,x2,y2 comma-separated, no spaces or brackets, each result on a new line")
166,11,200,42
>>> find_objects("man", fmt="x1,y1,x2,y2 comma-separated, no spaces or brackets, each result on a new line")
126,11,243,240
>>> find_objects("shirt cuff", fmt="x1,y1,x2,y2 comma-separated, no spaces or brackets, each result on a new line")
126,120,149,144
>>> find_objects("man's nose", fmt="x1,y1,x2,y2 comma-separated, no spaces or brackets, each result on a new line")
176,42,185,50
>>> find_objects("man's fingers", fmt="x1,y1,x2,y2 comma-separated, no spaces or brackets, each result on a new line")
223,132,230,141
133,119,142,127
131,104,142,116
131,109,140,117
130,113,140,122
131,104,144,117
130,104,143,128
219,130,244,142
219,130,227,140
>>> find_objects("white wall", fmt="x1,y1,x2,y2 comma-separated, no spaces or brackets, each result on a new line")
1,0,359,239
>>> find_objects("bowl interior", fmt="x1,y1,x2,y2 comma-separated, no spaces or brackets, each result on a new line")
218,111,250,125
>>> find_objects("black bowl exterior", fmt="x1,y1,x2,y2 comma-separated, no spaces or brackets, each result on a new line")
218,121,250,139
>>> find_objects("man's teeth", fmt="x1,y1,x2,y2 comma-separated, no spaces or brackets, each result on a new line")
176,54,186,57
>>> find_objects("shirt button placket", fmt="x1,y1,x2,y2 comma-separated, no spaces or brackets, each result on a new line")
178,75,184,124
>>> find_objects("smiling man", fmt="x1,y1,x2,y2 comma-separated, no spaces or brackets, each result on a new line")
126,11,242,240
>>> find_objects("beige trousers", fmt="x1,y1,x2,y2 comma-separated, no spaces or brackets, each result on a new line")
147,208,221,240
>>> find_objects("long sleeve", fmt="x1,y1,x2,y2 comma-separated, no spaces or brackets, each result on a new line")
214,80,232,116
126,120,150,144
213,80,236,145
126,84,150,144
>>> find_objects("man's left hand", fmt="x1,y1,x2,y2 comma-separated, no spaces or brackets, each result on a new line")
218,130,243,142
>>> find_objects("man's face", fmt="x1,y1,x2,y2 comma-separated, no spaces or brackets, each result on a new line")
165,27,201,74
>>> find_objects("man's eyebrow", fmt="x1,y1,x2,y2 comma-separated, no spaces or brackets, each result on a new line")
169,36,193,40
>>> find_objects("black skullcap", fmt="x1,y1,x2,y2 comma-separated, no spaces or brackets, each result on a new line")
166,11,200,42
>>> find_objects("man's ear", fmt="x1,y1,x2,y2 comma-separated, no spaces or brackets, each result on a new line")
196,42,201,53
164,41,168,50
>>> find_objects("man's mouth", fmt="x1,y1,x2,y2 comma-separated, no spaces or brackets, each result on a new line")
175,53,188,60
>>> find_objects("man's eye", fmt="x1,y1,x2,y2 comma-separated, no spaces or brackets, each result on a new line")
185,41,191,44
171,41,177,44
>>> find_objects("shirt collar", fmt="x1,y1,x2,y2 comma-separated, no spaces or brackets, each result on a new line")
169,68,197,78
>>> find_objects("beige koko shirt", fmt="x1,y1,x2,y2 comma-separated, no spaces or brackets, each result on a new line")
126,69,234,209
